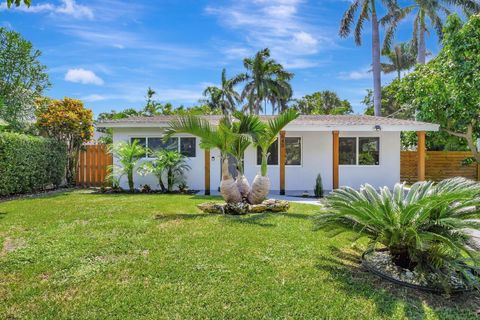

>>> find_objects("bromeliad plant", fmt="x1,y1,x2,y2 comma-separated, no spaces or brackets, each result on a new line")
317,177,480,290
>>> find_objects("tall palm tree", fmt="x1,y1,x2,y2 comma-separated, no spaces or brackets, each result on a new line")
238,48,294,115
382,0,479,64
340,0,396,116
381,42,417,80
202,68,241,115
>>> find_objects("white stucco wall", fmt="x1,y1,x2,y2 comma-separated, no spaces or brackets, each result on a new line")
338,131,400,190
111,128,401,192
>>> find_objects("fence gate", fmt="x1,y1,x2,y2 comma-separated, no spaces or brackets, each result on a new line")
76,144,112,187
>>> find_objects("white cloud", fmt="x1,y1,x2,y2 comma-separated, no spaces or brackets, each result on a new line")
65,68,104,85
206,0,334,69
337,68,371,80
0,0,93,19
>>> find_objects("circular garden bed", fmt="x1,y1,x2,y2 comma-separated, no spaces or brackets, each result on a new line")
362,249,474,294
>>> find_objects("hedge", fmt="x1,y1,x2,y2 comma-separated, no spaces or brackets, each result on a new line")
0,132,67,196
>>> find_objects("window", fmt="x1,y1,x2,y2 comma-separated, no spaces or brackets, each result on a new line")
339,137,356,165
130,137,196,158
285,137,301,165
257,140,279,165
180,137,196,157
359,137,379,165
339,137,380,166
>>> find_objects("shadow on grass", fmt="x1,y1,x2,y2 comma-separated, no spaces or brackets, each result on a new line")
315,245,480,319
0,212,6,219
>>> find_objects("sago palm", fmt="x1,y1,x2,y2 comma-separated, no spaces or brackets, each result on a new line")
107,140,145,192
203,68,241,115
340,0,396,116
381,0,479,64
317,177,480,291
238,48,294,115
248,109,299,204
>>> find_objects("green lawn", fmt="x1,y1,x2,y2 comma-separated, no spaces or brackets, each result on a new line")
0,191,478,319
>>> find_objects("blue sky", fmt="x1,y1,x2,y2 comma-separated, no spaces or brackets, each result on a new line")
0,0,443,116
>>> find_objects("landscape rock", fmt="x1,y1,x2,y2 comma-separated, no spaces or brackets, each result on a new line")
197,199,290,215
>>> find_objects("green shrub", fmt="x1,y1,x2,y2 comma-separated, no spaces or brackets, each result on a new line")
314,174,323,198
317,178,480,291
0,132,67,196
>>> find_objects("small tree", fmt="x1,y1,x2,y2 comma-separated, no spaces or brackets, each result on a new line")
108,140,145,192
36,98,93,185
396,15,480,164
314,174,324,198
0,27,50,131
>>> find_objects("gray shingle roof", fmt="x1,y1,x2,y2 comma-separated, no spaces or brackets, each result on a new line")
97,114,437,128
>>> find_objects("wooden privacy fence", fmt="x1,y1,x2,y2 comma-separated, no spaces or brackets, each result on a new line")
76,144,112,187
401,151,479,184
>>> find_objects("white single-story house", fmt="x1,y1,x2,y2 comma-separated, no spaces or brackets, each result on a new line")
97,115,439,194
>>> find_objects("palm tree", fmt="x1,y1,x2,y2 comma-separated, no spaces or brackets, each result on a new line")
238,48,294,115
165,115,243,203
248,109,299,204
382,0,479,64
381,42,417,80
202,68,241,115
107,140,146,192
339,0,397,116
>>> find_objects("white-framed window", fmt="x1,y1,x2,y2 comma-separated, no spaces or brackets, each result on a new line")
285,137,302,166
130,137,196,158
339,137,380,166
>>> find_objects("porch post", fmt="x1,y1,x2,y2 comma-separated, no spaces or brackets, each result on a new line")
332,131,339,189
204,149,210,195
417,131,426,181
279,130,286,195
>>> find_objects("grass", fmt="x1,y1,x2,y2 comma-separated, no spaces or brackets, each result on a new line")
0,190,479,319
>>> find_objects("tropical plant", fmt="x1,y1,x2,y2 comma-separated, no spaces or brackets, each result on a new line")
293,91,352,115
165,110,298,204
238,48,294,115
314,174,324,198
36,98,94,185
0,27,50,131
381,0,479,64
381,42,417,79
107,140,145,192
6,0,31,8
339,0,397,116
139,149,190,193
202,68,241,115
395,14,480,164
249,109,299,204
317,177,480,291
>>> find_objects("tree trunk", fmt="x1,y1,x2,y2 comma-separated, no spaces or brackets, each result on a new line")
247,174,270,205
371,8,382,117
220,155,242,203
158,176,166,192
236,174,251,199
444,124,480,164
128,170,134,192
167,168,173,192
417,13,426,64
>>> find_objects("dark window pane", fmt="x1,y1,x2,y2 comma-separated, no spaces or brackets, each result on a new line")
180,137,196,157
147,137,178,157
359,137,380,165
285,137,301,165
130,137,147,157
339,137,356,165
257,140,279,165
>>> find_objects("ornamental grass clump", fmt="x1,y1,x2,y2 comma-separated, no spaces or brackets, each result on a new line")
316,177,480,291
